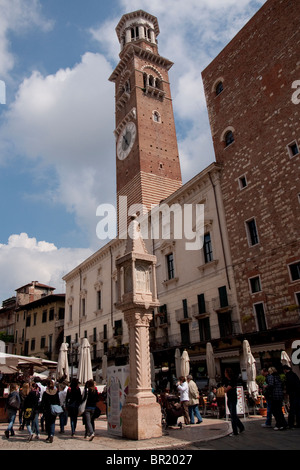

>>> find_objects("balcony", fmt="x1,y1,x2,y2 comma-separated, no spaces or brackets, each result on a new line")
212,293,234,313
99,331,108,343
175,308,192,324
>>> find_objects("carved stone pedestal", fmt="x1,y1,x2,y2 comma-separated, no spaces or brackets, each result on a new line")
116,216,162,440
121,309,162,440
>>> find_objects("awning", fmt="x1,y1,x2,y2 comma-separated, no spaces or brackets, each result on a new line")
250,343,285,354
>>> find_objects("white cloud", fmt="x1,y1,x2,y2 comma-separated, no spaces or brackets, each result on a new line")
0,233,93,300
0,0,53,78
0,52,116,248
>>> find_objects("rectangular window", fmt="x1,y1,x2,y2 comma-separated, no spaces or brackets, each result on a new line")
287,141,299,158
249,276,262,293
49,308,54,321
42,310,47,323
26,315,31,327
182,299,188,318
166,253,175,279
289,261,300,281
204,233,213,263
93,327,97,343
33,313,37,326
198,317,211,341
246,218,259,246
219,286,228,308
197,294,206,314
30,339,35,351
58,308,65,320
218,312,232,337
254,303,267,331
69,305,73,322
40,337,46,349
97,290,102,310
180,323,190,345
82,298,86,316
239,175,248,189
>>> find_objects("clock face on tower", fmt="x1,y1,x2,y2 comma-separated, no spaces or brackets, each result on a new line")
117,121,137,160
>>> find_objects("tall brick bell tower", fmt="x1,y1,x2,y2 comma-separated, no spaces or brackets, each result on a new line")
109,10,182,234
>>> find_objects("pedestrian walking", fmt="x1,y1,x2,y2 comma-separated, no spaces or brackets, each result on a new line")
41,379,60,443
82,379,100,440
224,368,245,436
176,376,190,425
30,382,41,438
266,367,287,430
58,383,68,433
66,378,83,437
4,383,20,439
23,382,40,441
187,375,203,424
18,382,29,430
282,365,300,428
260,368,273,428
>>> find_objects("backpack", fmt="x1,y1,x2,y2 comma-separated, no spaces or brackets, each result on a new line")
8,393,20,410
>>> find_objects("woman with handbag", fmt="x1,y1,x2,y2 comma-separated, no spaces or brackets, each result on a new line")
23,382,40,441
41,379,60,443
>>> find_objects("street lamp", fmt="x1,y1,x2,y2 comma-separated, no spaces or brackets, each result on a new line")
69,340,80,380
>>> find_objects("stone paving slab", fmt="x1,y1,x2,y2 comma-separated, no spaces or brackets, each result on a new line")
0,415,231,451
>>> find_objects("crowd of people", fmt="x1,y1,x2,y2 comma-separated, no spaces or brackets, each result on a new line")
260,365,300,431
4,377,103,443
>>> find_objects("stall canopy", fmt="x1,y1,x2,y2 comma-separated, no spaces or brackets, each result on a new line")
0,352,57,373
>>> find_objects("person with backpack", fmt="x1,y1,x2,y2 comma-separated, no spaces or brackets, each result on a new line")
4,383,21,439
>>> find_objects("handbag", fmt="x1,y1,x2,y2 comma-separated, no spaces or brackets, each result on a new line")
78,398,87,417
50,404,64,416
24,408,34,420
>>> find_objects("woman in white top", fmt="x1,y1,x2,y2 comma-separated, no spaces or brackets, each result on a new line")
177,376,190,425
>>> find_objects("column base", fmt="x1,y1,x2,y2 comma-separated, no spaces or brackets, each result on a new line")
122,401,162,440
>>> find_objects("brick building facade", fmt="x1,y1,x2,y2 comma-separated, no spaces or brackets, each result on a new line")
202,0,300,360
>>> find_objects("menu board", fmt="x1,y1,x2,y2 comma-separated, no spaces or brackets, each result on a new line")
225,386,246,417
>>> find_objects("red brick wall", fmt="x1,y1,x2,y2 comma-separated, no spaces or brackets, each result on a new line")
202,0,300,329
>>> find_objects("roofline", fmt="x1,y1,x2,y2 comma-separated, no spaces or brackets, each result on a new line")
16,294,65,311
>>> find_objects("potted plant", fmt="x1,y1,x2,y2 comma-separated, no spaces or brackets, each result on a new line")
256,375,267,416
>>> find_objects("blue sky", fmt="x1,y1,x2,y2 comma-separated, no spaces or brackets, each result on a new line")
0,0,266,300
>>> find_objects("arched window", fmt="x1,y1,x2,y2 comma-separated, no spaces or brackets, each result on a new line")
216,81,224,96
225,130,234,147
153,111,161,123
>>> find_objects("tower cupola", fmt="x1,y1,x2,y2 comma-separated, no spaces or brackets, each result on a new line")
116,10,160,53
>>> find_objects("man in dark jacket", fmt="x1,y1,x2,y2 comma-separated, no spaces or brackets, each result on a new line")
283,365,300,428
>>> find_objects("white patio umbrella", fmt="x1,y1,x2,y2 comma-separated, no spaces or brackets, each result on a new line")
281,350,291,367
243,339,258,399
102,354,108,383
180,349,190,378
175,348,181,378
56,343,69,382
78,338,93,385
206,342,217,387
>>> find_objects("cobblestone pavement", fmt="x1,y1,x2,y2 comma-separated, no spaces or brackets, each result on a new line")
2,414,298,452
0,414,230,451
186,417,300,450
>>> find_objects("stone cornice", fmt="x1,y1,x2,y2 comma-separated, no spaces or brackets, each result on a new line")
109,44,173,83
